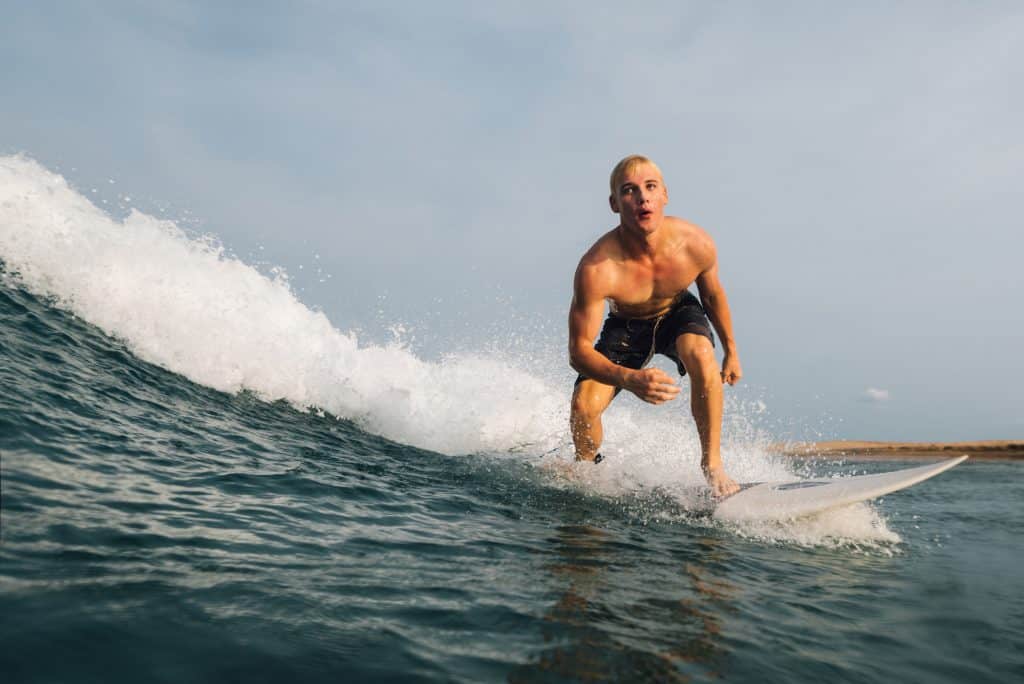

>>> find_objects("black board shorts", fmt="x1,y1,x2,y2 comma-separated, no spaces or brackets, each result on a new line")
574,290,715,387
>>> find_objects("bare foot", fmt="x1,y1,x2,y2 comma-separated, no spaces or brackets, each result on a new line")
705,467,740,498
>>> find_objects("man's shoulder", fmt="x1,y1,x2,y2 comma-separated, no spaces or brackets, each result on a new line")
665,216,715,259
578,227,622,268
574,229,621,295
665,215,711,240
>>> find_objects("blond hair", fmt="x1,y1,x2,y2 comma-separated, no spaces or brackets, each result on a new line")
609,154,663,196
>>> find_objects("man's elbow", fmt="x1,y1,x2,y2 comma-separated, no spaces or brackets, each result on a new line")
699,284,725,307
568,344,587,373
568,352,581,374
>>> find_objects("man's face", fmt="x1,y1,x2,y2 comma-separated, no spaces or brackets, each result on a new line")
609,163,668,233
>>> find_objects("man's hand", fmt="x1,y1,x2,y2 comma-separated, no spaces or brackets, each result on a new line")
705,465,740,498
624,368,680,404
721,353,742,386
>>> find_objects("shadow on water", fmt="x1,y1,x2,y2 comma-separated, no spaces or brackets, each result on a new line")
510,520,736,683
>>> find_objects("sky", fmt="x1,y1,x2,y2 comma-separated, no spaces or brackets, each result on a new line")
2,1,1022,441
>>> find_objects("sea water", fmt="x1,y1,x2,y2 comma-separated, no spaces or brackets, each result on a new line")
1,155,1021,682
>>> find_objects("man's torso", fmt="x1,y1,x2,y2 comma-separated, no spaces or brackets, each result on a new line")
583,217,710,319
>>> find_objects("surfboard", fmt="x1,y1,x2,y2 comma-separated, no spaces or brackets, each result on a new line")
713,455,968,522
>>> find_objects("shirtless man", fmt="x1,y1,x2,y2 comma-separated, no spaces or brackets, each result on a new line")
568,155,742,497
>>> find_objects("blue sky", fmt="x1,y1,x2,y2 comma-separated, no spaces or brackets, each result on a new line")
3,1,1022,440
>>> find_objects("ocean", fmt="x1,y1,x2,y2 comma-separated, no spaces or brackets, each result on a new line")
1,154,1022,682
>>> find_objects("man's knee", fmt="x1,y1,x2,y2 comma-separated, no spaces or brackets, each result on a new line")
571,382,613,422
676,334,718,384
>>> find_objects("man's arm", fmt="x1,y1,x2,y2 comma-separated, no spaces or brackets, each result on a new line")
568,264,630,386
569,264,680,403
694,245,742,385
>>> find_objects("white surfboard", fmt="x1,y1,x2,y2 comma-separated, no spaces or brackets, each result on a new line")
713,455,968,522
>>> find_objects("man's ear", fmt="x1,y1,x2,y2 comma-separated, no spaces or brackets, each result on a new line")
609,194,620,214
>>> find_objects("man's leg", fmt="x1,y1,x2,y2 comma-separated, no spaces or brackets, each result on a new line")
675,333,739,495
570,379,617,461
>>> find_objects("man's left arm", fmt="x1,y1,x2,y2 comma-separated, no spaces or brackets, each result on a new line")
695,255,742,386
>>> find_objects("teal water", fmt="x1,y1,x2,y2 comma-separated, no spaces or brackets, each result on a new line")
1,156,1023,682
2,281,1023,683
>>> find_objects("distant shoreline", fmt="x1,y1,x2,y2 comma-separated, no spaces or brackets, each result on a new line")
777,440,1024,462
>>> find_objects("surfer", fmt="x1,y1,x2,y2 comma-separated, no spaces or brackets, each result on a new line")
568,155,743,497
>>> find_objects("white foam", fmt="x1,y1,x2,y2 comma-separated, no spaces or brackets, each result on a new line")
538,447,903,549
0,155,562,455
721,502,902,551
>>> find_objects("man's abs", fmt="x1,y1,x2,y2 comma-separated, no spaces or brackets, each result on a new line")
607,290,690,320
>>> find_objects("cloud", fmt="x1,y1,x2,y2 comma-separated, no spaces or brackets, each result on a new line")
863,388,891,403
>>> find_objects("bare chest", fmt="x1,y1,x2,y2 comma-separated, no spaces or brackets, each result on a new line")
606,257,701,316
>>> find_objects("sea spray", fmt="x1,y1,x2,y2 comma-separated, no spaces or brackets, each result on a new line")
0,154,563,455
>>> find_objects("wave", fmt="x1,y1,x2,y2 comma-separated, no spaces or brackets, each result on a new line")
0,154,569,456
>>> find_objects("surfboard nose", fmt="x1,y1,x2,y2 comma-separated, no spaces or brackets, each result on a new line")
713,456,968,522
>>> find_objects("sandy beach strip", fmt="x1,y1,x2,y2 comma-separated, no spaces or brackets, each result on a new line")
777,440,1024,462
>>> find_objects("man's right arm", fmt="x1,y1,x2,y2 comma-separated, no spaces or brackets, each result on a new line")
568,264,680,403
568,264,631,387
